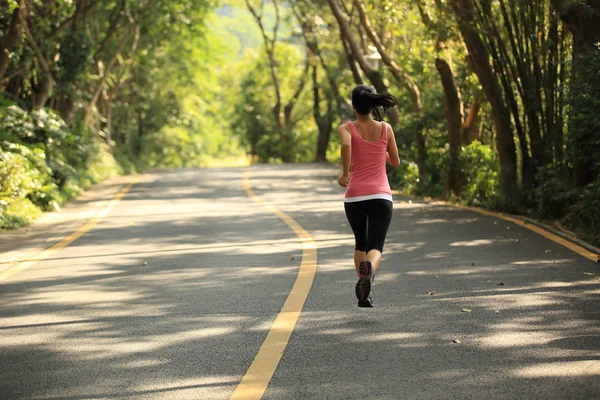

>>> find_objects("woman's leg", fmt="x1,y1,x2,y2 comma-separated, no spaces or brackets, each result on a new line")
366,199,393,271
366,250,383,271
354,250,368,277
344,202,368,277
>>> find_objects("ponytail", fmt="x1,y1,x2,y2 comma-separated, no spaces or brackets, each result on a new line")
351,85,398,121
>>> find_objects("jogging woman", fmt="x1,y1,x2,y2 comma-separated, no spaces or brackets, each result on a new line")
337,85,400,308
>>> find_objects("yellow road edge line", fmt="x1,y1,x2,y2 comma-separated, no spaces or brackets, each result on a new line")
0,176,144,282
391,190,599,263
230,169,318,400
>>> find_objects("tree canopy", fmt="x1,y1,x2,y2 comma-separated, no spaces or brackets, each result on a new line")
1,0,599,244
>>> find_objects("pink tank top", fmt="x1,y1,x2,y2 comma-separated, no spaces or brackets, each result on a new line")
344,121,392,201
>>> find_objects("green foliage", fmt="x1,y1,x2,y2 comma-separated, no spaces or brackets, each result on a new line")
388,141,500,207
457,141,500,208
569,47,600,178
388,161,421,195
57,29,92,88
229,43,315,162
0,197,42,230
6,0,19,13
533,166,577,219
0,0,597,244
0,100,121,228
0,142,49,199
567,179,600,246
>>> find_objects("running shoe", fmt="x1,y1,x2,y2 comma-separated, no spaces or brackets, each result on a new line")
356,261,374,307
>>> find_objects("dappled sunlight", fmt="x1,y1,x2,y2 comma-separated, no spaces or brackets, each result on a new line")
0,167,321,399
20,289,144,305
514,361,600,378
352,332,421,342
3,165,599,399
374,272,402,283
451,239,495,247
384,241,426,253
424,251,451,259
415,218,451,224
316,328,357,335
512,259,576,265
393,203,430,210
476,331,565,349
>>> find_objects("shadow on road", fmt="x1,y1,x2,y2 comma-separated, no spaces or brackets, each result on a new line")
0,165,598,399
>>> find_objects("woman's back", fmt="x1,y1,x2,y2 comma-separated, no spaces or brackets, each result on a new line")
345,120,392,199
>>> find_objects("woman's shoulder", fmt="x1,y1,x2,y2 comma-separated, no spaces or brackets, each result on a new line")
338,121,356,134
381,121,391,136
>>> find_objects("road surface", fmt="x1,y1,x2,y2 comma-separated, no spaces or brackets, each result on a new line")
1,164,599,399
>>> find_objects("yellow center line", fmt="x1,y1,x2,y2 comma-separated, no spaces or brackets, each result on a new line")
231,169,317,400
0,176,144,282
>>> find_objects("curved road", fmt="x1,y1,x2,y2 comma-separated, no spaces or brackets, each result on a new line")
1,165,599,399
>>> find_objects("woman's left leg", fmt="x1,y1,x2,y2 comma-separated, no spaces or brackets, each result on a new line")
344,202,369,277
353,250,368,277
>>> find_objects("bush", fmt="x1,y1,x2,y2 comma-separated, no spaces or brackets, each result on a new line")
0,142,50,199
421,145,450,197
457,141,500,208
533,166,577,219
0,100,124,229
0,197,42,230
566,179,600,247
388,160,421,195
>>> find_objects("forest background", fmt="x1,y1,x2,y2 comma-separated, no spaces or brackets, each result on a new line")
1,0,599,246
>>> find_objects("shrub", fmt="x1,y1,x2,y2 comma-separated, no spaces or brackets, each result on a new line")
566,179,600,247
0,197,42,230
457,141,500,208
0,142,50,198
388,160,421,195
533,166,577,219
0,100,124,229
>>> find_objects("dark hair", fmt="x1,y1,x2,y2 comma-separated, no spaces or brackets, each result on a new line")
351,85,398,121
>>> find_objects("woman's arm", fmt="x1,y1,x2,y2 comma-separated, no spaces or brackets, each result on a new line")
386,123,401,168
338,123,352,187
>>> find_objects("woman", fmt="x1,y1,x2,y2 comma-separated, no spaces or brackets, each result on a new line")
337,85,400,308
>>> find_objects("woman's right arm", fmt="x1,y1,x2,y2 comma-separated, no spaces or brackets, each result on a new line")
338,123,352,187
386,123,401,168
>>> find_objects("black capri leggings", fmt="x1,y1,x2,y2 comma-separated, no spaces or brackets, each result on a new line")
344,199,393,254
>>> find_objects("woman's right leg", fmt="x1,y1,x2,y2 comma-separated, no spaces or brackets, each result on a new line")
366,199,393,271
366,250,383,271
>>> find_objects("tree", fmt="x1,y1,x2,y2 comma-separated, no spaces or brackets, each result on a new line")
450,0,519,206
244,0,311,162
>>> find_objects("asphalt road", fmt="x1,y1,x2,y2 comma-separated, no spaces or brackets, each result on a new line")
1,164,599,400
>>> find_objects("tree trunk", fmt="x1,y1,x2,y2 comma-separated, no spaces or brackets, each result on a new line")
551,0,600,186
436,57,463,197
57,95,75,121
570,32,596,187
462,97,480,144
551,0,600,44
245,0,284,136
353,0,422,112
125,108,131,150
341,36,364,85
102,95,113,152
313,65,334,162
0,0,24,86
23,21,54,109
326,0,399,126
451,0,518,205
